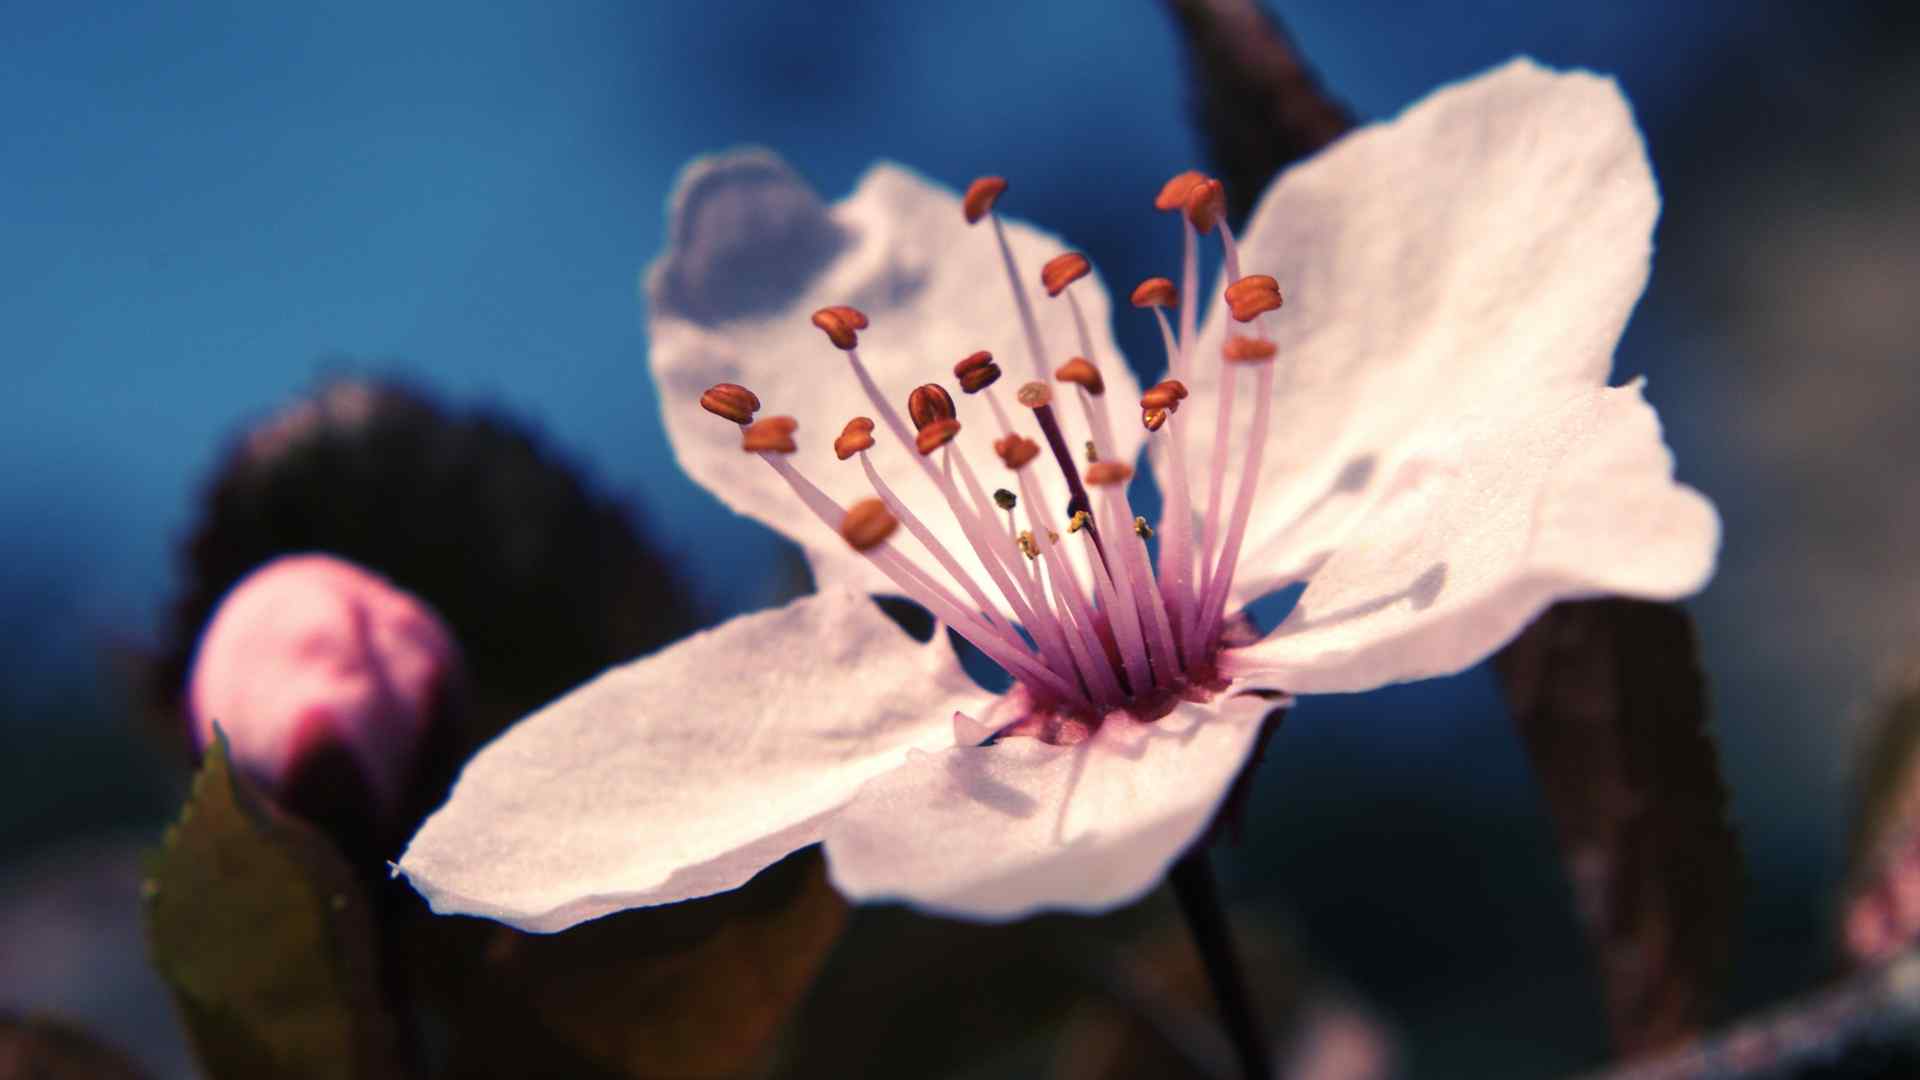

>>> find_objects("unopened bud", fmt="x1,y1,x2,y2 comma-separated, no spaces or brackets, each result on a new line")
187,554,462,823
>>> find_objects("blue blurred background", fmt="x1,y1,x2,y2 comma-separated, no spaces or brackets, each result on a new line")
4,1,1916,1074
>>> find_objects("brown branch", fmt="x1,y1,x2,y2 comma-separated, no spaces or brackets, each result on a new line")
1162,0,1354,225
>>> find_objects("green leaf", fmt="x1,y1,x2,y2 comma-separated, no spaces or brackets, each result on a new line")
143,731,403,1080
1493,599,1741,1055
408,847,847,1080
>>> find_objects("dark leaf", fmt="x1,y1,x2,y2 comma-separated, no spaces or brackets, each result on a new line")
1493,599,1741,1055
409,847,847,1080
143,732,405,1080
0,1014,151,1080
1163,0,1354,225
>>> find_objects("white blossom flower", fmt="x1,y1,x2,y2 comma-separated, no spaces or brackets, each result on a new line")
397,59,1718,932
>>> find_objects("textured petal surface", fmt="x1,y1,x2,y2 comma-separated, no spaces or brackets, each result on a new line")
1219,382,1718,694
398,588,982,932
821,694,1271,921
649,151,1141,617
1177,59,1663,608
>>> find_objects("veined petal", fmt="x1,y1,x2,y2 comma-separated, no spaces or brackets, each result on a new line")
648,150,1142,618
1219,381,1718,694
1180,59,1662,609
821,694,1272,921
397,588,981,933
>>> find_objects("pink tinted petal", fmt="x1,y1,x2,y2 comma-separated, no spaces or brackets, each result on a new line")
398,588,982,932
1220,382,1717,694
821,694,1272,921
648,151,1140,617
188,553,458,814
1178,60,1663,609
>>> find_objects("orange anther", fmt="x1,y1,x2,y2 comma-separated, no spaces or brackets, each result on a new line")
1223,275,1283,322
840,498,898,552
953,350,1001,394
906,383,956,431
914,418,962,456
1084,461,1134,487
810,305,869,350
1141,379,1188,412
1054,357,1105,397
963,176,1008,225
1015,381,1052,408
1130,277,1178,309
699,383,759,424
1143,408,1168,432
834,416,876,460
1184,178,1225,234
1154,170,1209,212
1223,335,1278,362
994,433,1040,470
741,415,798,454
1040,252,1091,297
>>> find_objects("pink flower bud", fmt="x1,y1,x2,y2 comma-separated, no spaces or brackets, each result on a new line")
187,554,461,822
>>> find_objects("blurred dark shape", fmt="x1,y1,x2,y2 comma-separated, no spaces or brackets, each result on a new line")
1841,665,1920,966
1494,600,1741,1056
1050,905,1394,1080
0,1014,151,1080
150,376,696,780
406,849,845,1079
1162,0,1352,226
1579,949,1920,1080
144,734,406,1080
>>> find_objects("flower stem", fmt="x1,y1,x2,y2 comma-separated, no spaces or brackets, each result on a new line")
1169,847,1271,1079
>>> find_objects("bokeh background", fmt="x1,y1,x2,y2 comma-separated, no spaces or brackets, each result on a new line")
3,1,1916,1075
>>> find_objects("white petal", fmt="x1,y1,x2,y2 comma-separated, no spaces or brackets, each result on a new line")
821,693,1272,921
648,150,1142,617
397,588,982,932
1219,382,1718,694
1179,59,1662,609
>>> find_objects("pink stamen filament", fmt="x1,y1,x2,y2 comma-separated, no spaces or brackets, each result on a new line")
759,451,1085,704
1192,361,1237,656
1016,464,1125,704
989,213,1051,382
1197,357,1277,651
859,451,1017,641
1080,507,1151,693
1104,486,1181,688
945,446,1085,688
1179,219,1199,369
1062,289,1120,464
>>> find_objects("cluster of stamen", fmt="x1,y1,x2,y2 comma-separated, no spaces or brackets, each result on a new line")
699,169,1285,738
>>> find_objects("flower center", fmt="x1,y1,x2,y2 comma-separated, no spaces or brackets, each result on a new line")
701,170,1283,741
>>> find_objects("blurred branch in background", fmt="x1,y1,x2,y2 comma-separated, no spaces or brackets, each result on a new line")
1162,0,1352,226
1495,600,1742,1055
